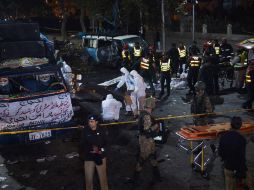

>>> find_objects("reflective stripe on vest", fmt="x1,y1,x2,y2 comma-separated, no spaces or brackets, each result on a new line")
134,47,141,57
178,46,186,58
214,46,220,55
122,50,130,60
160,60,171,72
246,74,251,83
140,58,149,70
190,56,201,67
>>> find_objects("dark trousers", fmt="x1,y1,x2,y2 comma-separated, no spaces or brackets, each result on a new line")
141,70,155,95
243,85,254,109
187,68,199,93
160,72,171,95
179,57,187,74
132,57,141,72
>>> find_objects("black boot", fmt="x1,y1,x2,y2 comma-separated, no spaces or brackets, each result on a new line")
153,166,162,182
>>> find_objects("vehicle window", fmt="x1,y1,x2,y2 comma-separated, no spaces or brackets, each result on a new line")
98,39,112,48
0,71,66,100
83,38,97,48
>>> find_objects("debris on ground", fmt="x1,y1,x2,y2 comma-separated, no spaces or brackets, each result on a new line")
36,158,46,163
65,152,79,159
39,170,48,175
0,177,7,182
6,160,18,165
1,185,8,189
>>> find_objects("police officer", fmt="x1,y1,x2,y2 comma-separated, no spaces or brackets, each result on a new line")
220,38,234,63
191,81,213,126
140,54,155,96
132,42,143,72
213,39,221,58
242,61,254,109
148,45,159,84
187,54,202,95
198,57,218,95
81,115,109,190
132,97,161,185
203,41,216,62
158,52,171,99
189,41,200,57
178,42,188,74
121,44,132,71
167,43,180,77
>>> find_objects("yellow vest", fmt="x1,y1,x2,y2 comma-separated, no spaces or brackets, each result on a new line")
122,50,130,60
140,58,149,70
214,46,220,55
246,74,251,83
190,56,201,67
134,47,142,57
160,60,171,72
178,46,186,58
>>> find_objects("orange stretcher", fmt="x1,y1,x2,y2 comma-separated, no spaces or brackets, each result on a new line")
176,121,254,141
176,121,254,178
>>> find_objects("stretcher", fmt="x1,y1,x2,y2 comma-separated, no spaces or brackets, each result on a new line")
176,121,254,177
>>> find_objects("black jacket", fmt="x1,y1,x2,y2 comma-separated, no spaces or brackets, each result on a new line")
218,130,246,176
81,126,108,161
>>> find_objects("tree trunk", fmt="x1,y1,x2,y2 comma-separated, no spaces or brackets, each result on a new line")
80,6,86,33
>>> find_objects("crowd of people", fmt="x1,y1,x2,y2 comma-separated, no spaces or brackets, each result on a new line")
82,38,254,190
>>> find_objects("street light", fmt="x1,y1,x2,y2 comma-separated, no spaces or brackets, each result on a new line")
191,0,198,41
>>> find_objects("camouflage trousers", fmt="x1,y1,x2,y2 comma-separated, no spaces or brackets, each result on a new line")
136,135,158,171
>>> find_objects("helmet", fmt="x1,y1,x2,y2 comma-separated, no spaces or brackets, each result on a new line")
194,81,206,91
123,44,129,50
144,97,156,109
0,77,9,87
38,74,51,83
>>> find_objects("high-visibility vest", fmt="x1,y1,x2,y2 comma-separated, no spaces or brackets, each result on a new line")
160,60,171,72
214,45,220,55
246,74,251,83
134,47,142,57
178,46,186,58
190,56,201,67
122,50,130,60
140,58,149,70
240,52,248,66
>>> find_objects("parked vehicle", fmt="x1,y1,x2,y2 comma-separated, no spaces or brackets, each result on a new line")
0,23,79,144
82,34,149,67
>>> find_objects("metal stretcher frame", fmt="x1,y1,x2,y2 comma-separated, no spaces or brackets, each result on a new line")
176,121,254,176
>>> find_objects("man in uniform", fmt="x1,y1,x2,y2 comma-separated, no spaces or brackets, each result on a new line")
140,54,155,96
242,60,254,109
167,43,179,77
191,81,213,126
132,97,162,186
220,38,234,63
121,44,132,71
158,52,171,99
187,54,202,95
132,42,143,72
178,42,188,74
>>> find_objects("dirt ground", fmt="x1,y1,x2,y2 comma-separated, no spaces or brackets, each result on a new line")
0,63,254,190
